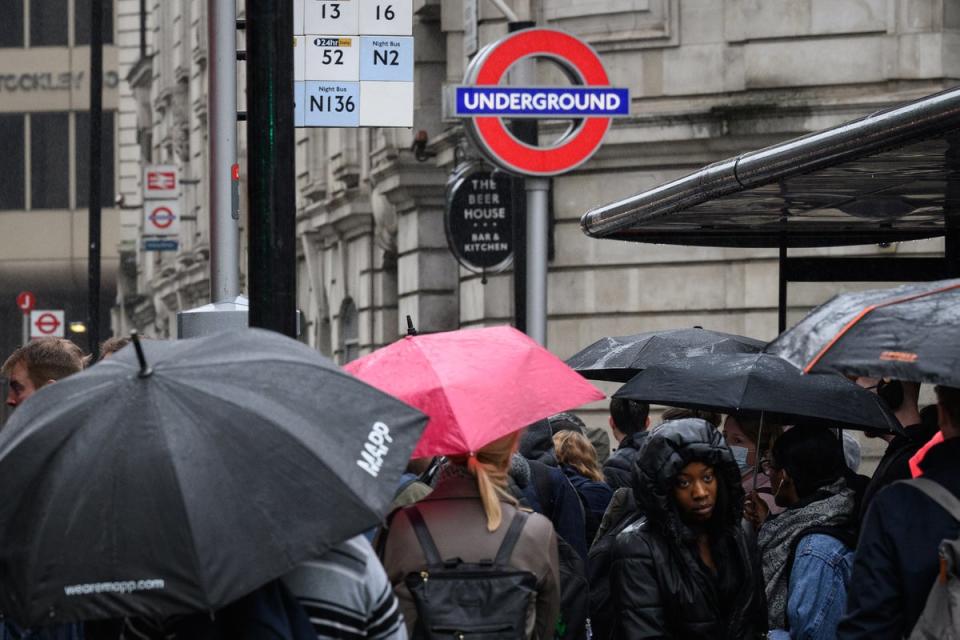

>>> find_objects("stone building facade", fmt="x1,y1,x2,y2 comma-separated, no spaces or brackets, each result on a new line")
115,0,958,437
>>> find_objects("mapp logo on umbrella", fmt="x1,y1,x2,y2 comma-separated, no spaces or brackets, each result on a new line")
879,351,919,363
357,422,392,478
64,579,165,596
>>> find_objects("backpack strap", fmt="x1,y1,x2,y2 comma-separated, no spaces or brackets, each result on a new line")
494,511,530,566
405,507,444,567
899,478,960,522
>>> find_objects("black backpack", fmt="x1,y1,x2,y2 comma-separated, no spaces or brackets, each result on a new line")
527,461,591,639
404,508,539,639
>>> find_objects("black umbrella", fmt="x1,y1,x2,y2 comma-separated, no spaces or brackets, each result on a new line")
767,278,960,387
566,327,766,382
0,329,427,627
614,352,902,434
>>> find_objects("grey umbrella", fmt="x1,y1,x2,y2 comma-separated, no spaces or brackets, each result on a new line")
0,329,427,627
566,327,766,382
767,278,960,386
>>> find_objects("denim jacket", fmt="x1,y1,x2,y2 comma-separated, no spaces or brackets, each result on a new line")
768,533,854,640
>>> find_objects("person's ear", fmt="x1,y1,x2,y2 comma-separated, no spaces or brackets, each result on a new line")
645,416,651,428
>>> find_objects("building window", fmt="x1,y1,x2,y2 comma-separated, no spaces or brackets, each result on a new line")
30,112,69,209
0,115,25,209
75,111,115,207
339,297,360,364
0,0,25,47
74,0,114,45
30,0,68,46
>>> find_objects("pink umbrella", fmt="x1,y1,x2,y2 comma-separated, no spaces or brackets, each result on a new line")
345,325,605,458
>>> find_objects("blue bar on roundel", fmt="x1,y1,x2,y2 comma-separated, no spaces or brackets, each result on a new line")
454,87,631,117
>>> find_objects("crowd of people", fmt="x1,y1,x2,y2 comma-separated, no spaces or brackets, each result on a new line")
2,336,959,639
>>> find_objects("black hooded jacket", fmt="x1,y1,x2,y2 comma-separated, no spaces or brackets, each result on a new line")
610,419,767,639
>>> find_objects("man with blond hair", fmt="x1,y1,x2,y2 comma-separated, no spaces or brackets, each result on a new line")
3,338,85,409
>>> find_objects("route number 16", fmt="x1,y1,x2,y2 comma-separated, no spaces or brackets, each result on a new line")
376,4,394,20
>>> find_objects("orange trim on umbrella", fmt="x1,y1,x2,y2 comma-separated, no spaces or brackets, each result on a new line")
803,282,960,373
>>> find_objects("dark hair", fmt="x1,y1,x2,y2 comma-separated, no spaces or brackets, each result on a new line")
99,336,132,359
936,386,960,428
2,338,85,387
661,406,721,428
770,425,846,499
877,379,905,411
610,398,649,436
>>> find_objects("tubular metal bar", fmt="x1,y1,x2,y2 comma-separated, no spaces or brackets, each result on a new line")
208,0,241,303
581,86,960,239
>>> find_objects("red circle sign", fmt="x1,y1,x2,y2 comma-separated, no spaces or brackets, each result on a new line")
16,291,36,314
466,29,613,176
148,206,176,229
34,312,61,335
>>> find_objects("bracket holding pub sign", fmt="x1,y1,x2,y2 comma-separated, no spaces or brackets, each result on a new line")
445,161,514,276
294,0,414,128
449,28,630,177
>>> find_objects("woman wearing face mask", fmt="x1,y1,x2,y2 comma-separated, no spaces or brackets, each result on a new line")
723,412,785,516
746,426,858,640
611,419,767,639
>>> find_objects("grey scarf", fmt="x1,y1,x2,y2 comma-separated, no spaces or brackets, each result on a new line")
757,478,855,629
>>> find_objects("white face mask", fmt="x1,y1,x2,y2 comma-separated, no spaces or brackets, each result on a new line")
730,445,752,474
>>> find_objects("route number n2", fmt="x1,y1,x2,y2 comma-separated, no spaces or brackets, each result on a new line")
373,49,399,66
376,4,395,20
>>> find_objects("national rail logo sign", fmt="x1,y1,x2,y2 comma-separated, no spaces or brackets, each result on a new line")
451,29,630,177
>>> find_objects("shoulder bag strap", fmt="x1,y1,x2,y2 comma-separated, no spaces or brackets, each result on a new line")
494,510,530,566
405,507,444,567
899,478,960,522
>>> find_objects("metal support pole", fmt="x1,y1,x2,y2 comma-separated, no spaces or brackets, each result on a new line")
526,177,550,344
209,0,240,302
21,315,28,346
245,0,297,337
88,0,104,354
778,242,787,334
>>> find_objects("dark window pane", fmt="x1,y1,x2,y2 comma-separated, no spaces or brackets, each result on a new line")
0,0,24,47
30,0,67,46
0,115,25,210
75,0,114,45
30,112,69,209
76,111,115,208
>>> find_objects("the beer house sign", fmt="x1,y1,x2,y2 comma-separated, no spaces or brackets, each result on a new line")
445,162,513,274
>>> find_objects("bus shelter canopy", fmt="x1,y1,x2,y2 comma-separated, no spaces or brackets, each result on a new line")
581,86,960,248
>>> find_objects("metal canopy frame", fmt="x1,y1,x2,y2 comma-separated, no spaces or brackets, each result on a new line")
579,86,960,331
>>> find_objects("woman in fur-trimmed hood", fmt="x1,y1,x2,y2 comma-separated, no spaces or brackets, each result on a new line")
610,418,767,639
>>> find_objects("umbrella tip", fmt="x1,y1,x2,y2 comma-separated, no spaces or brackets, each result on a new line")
129,330,153,378
406,315,418,337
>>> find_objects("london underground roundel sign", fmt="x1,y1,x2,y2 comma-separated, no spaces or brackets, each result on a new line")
454,29,629,177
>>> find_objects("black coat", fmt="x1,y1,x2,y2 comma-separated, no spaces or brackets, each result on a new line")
838,436,960,639
602,431,647,491
858,420,939,519
610,419,767,639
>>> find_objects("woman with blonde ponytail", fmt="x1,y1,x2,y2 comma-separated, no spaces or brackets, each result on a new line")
381,431,561,638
